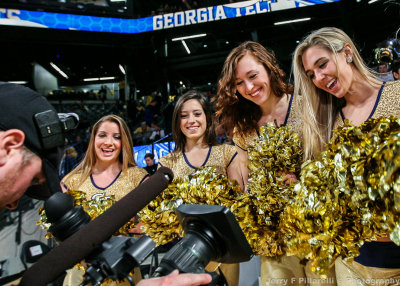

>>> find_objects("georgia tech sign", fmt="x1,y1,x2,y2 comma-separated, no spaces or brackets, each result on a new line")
0,1,340,34
153,0,271,30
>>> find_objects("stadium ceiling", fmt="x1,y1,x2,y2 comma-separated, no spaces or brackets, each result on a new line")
0,0,398,96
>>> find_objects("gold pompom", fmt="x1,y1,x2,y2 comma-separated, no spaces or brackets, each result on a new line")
139,166,243,245
282,116,400,277
38,191,135,238
243,122,303,256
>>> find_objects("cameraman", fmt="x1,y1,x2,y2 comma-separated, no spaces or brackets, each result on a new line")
0,82,211,286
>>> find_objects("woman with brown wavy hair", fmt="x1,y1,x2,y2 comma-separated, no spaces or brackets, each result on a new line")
215,41,315,286
215,41,300,192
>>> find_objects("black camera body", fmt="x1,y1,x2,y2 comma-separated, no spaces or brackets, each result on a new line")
154,204,253,277
34,110,79,150
44,193,156,285
44,192,253,285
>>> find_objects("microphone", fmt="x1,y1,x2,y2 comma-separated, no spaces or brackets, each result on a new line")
19,167,173,286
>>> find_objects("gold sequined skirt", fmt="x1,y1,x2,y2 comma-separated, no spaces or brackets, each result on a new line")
335,258,400,286
261,256,337,286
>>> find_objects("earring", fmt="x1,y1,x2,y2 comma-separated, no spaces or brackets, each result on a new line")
346,56,353,63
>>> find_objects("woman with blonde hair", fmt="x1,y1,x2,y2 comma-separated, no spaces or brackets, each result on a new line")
61,114,148,200
61,114,148,286
293,26,400,284
215,41,317,286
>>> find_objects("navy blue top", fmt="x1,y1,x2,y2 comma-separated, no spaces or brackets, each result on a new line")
90,170,122,190
355,241,400,268
183,146,212,169
340,83,385,122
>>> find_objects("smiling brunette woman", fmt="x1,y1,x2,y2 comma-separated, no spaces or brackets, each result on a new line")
214,41,336,286
158,90,242,188
215,41,301,191
293,27,400,286
158,90,242,286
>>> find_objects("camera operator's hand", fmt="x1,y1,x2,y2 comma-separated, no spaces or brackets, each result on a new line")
137,270,212,286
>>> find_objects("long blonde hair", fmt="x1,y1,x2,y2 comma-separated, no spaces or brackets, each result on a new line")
293,27,380,160
63,114,136,187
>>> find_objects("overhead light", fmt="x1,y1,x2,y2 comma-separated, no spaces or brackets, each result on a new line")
110,0,126,2
274,17,311,25
181,40,191,54
8,81,27,84
179,81,183,85
119,64,125,75
226,41,229,44
172,33,207,41
50,62,68,79
296,40,300,43
203,44,207,48
368,0,379,3
137,90,140,93
83,77,116,81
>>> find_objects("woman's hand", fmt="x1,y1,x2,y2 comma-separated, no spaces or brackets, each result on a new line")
281,172,298,185
136,270,212,286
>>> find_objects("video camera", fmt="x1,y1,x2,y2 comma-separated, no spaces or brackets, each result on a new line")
34,111,79,150
44,193,253,286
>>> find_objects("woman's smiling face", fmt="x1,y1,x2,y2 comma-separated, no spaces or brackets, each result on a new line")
94,121,122,164
235,53,272,106
180,99,207,142
302,45,354,99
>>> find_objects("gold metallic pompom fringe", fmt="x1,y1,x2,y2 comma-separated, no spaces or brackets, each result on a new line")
38,190,135,238
139,166,244,246
282,116,400,278
139,123,303,259
244,122,303,257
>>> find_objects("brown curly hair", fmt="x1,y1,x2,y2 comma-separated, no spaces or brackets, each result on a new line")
215,41,293,136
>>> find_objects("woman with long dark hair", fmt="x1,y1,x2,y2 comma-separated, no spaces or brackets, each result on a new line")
158,90,242,286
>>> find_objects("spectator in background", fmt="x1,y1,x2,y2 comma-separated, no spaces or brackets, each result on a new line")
215,125,228,144
144,153,158,175
59,139,79,178
392,60,400,80
145,98,162,131
74,135,87,163
133,121,152,145
163,97,175,135
378,63,395,81
99,85,107,101
149,127,166,142
135,121,152,134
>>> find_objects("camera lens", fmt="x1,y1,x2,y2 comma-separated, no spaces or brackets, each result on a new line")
153,220,223,277
45,192,91,241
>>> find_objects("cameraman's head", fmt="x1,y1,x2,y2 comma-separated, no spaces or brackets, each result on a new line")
0,83,63,209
